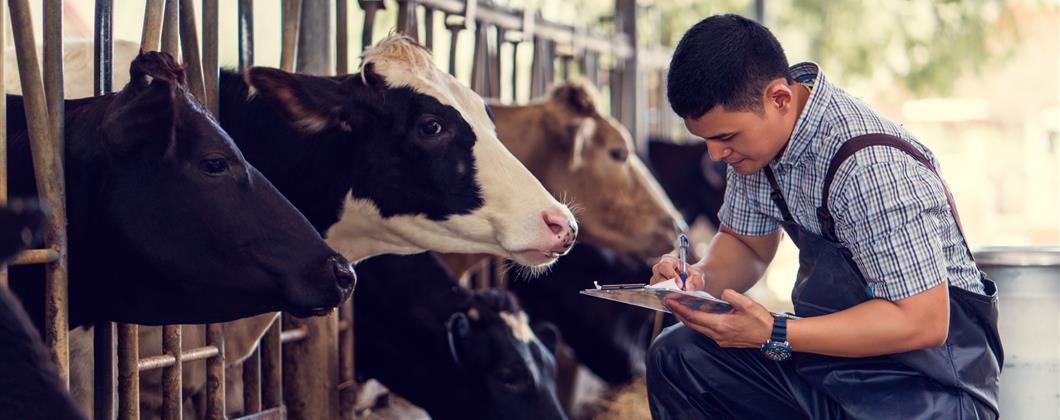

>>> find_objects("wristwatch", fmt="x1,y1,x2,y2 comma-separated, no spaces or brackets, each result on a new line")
761,315,792,362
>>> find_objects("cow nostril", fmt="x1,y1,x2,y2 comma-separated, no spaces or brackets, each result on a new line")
542,211,566,235
329,255,356,290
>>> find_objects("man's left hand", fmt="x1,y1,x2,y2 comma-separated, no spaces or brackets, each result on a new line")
665,289,774,349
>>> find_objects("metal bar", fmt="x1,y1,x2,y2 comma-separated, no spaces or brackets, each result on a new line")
508,37,520,103
358,0,384,52
445,18,463,77
118,323,140,420
238,0,254,71
206,323,226,419
162,325,182,420
161,0,180,58
233,406,285,420
336,0,348,74
280,325,309,343
93,0,112,96
471,21,490,96
419,0,632,58
283,313,340,420
7,248,60,265
95,322,117,419
243,348,263,413
141,0,164,51
178,0,206,105
280,0,302,72
492,26,503,98
138,345,220,371
1,0,7,290
44,0,68,387
423,5,434,51
261,316,282,408
202,0,218,115
297,0,332,75
396,0,418,40
338,299,355,417
9,0,69,385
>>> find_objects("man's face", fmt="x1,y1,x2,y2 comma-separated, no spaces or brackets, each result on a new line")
683,81,798,176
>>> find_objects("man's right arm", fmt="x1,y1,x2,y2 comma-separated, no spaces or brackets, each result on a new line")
650,226,782,295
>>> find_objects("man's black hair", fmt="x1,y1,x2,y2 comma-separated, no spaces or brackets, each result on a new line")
667,14,792,119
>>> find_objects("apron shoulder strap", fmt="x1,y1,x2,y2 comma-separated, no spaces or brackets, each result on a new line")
763,166,796,223
818,133,969,246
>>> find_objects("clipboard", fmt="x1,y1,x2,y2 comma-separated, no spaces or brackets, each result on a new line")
581,279,735,314
581,279,800,318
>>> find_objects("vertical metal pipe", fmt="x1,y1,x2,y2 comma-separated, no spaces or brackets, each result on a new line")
509,38,520,103
283,313,340,420
205,324,225,419
396,0,418,41
297,0,332,75
237,0,254,71
202,0,218,115
9,0,69,385
161,0,180,59
261,316,282,408
243,348,262,413
280,0,302,72
336,0,348,74
178,0,206,105
423,6,434,51
0,0,7,289
94,322,117,420
161,325,183,420
141,0,164,52
94,0,112,96
44,0,68,387
491,26,502,98
118,323,139,420
471,22,490,96
358,0,384,52
338,299,355,416
445,21,462,76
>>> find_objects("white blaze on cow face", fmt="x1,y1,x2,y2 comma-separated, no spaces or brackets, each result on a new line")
325,36,577,267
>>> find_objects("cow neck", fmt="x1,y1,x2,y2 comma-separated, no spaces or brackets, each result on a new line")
217,71,356,234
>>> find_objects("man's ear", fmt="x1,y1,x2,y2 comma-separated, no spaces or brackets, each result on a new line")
245,67,353,134
765,80,794,111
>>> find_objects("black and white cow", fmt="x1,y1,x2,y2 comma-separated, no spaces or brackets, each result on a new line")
647,139,728,228
6,52,355,326
354,252,567,420
0,201,86,420
510,244,656,386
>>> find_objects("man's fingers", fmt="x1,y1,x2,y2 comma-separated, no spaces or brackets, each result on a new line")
722,289,754,310
650,255,679,285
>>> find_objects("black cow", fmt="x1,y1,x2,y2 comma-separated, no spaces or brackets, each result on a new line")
0,201,85,420
510,244,656,386
6,52,354,326
354,252,567,420
647,138,728,228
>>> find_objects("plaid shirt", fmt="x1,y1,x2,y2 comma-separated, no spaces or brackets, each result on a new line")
718,62,984,301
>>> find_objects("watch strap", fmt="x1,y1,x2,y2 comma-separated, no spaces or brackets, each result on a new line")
770,316,787,343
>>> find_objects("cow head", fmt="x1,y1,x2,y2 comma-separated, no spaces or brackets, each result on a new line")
491,81,684,259
446,290,567,420
0,200,44,262
243,36,577,269
87,52,354,324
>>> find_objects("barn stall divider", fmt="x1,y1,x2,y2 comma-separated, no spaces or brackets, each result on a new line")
1,0,686,418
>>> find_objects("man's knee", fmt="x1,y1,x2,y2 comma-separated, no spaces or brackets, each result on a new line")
647,324,715,381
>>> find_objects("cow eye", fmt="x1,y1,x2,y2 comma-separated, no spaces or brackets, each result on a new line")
609,148,628,162
497,367,532,392
418,119,444,136
201,158,229,175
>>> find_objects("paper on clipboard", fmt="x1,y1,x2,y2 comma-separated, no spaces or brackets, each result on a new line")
580,279,735,314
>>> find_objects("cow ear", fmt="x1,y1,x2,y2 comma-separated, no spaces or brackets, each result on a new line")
531,322,561,355
550,82,597,116
0,199,46,262
101,78,178,158
445,312,472,367
245,67,350,134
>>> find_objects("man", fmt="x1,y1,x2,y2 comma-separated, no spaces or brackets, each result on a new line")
646,14,1002,419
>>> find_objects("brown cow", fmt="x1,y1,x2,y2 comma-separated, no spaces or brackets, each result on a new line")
442,81,684,277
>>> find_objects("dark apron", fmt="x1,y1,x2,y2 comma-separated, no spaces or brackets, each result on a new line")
762,134,1004,419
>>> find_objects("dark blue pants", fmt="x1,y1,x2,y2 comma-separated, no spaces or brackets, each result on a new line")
646,324,995,420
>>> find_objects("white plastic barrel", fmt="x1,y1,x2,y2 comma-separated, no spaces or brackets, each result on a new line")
974,246,1060,418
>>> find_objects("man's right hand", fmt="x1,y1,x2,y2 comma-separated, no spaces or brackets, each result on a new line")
650,255,706,291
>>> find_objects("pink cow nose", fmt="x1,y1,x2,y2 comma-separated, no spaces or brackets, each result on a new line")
542,210,578,253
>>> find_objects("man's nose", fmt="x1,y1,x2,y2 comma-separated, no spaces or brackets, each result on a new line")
705,141,731,162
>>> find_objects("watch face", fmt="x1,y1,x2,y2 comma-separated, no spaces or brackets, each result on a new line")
762,341,792,362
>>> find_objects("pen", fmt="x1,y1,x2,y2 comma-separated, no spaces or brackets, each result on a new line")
678,233,688,290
